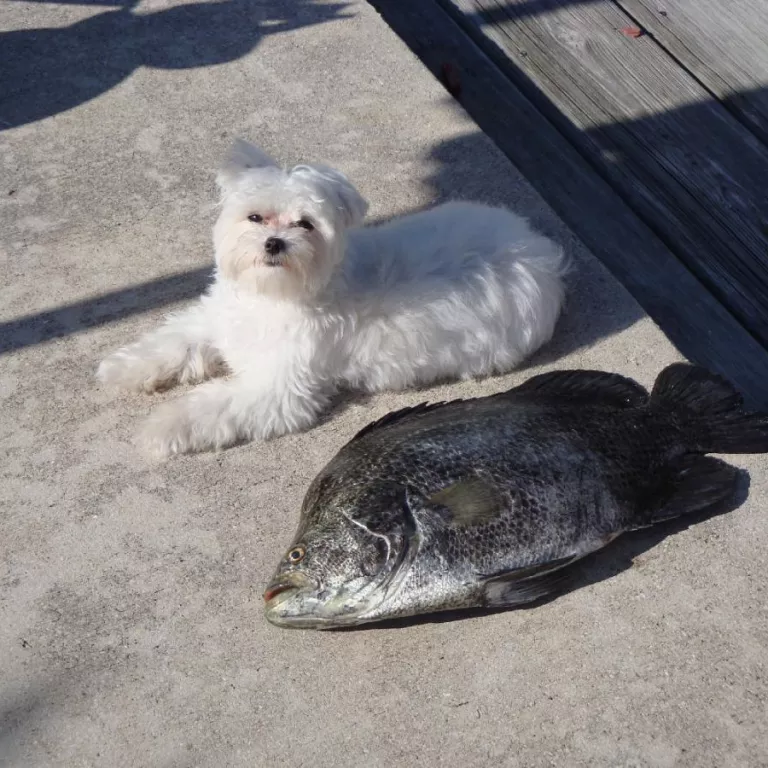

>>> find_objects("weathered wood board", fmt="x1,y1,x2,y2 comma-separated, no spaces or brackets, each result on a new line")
616,0,768,142
436,0,768,350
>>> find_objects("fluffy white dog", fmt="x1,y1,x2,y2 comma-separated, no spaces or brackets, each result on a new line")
98,140,566,457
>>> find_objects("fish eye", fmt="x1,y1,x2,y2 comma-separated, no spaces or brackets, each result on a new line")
287,545,306,564
295,218,314,231
247,213,263,223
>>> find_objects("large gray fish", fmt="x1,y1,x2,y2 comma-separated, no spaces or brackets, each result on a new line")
263,364,768,629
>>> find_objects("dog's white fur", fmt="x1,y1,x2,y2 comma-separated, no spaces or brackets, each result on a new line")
98,140,566,457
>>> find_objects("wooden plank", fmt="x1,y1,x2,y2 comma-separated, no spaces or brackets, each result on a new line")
368,0,768,407
438,0,768,348
615,0,768,143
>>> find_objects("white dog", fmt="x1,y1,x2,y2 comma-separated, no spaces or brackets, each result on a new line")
98,140,566,457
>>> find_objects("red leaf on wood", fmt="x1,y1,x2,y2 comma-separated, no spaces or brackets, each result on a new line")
620,25,644,38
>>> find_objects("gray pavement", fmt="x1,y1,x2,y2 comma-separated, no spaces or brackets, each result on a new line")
1,2,767,766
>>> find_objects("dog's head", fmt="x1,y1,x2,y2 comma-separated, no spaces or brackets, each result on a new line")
213,139,369,299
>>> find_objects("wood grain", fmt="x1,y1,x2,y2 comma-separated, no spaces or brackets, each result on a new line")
616,0,768,142
438,0,768,348
369,0,768,407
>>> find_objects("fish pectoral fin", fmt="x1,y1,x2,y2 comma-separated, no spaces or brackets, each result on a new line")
481,555,578,608
426,478,505,528
510,370,648,409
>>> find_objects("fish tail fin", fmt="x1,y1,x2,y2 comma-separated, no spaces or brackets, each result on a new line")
651,364,768,454
634,455,741,528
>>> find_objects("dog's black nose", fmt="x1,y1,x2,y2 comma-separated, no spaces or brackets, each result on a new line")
264,237,286,256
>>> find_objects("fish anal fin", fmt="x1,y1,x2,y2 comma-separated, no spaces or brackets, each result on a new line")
511,370,648,408
637,455,740,528
482,555,577,608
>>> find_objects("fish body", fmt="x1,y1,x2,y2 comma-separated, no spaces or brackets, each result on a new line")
264,365,768,629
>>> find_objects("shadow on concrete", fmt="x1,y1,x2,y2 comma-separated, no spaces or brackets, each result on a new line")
0,684,52,766
0,267,212,354
0,0,352,131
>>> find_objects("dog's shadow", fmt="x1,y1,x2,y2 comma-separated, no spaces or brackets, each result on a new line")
327,470,750,631
518,253,646,371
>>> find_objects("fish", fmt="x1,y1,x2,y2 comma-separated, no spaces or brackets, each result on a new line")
263,364,768,629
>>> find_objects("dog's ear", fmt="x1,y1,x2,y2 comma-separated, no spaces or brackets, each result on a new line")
217,139,279,192
331,171,369,228
293,164,369,228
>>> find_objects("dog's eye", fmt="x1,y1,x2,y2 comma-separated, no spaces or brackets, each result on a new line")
247,214,263,224
295,218,314,231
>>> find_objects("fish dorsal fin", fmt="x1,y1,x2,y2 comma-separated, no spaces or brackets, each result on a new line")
350,371,646,445
426,478,505,528
351,401,460,442
510,370,648,408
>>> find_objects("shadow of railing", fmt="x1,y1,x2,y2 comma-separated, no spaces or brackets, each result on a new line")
0,268,211,354
0,0,352,130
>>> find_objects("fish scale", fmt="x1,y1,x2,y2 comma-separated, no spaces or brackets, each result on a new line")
264,364,768,629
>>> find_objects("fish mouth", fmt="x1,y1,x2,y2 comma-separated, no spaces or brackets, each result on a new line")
265,612,342,630
264,595,375,630
262,572,377,630
263,581,298,603
263,572,316,607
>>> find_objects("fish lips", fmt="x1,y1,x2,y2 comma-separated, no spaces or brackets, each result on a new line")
265,610,338,630
262,574,376,630
263,572,325,628
263,571,314,604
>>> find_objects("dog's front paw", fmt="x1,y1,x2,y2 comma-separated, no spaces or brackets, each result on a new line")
138,400,200,458
97,349,172,394
138,391,238,458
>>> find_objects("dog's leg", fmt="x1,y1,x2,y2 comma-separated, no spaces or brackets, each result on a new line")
138,373,331,457
97,304,224,393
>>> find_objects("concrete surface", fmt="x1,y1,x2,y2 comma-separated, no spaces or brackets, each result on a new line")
1,1,767,766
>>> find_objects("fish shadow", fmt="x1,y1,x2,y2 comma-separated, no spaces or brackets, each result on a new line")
332,468,751,631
